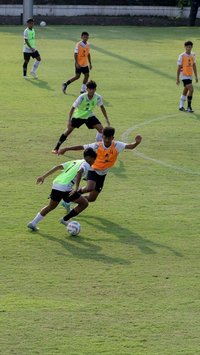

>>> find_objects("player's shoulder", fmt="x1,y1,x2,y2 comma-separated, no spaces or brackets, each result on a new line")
81,160,90,170
95,92,102,99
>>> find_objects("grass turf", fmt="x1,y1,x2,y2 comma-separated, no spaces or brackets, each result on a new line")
1,25,200,354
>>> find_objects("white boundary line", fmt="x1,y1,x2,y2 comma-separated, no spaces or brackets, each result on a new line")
122,113,200,176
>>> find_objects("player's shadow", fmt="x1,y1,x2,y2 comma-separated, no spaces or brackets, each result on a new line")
37,231,130,265
27,78,54,91
191,112,200,121
80,215,183,257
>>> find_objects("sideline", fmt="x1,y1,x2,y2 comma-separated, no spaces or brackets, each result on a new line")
122,113,200,176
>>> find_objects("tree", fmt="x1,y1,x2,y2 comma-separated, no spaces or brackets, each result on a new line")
189,0,200,26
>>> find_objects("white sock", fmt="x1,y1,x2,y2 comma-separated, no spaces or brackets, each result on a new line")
31,212,44,226
81,84,86,92
96,132,103,142
31,60,40,73
179,95,186,108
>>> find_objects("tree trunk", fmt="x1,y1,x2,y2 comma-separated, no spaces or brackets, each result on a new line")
189,0,200,26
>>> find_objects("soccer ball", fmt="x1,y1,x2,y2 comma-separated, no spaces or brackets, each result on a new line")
67,221,81,236
40,21,46,27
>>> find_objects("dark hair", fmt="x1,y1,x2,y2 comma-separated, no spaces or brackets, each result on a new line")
83,148,97,159
86,80,97,89
81,32,89,37
27,18,34,23
184,41,193,47
103,127,115,137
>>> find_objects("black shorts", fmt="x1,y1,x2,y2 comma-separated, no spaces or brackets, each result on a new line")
71,116,101,129
75,65,89,75
182,79,192,87
50,189,81,203
23,50,40,60
87,170,106,193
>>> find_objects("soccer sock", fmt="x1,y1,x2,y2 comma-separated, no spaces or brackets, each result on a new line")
81,84,86,92
187,96,192,108
63,209,78,222
30,212,44,226
96,132,103,141
23,62,28,76
54,133,67,150
179,95,187,108
66,80,71,86
32,60,40,73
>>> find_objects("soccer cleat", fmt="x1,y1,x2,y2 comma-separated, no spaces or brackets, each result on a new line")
62,83,68,94
60,218,70,227
23,76,29,79
61,200,71,213
51,149,58,154
27,222,39,231
31,71,38,79
179,107,186,112
187,107,194,113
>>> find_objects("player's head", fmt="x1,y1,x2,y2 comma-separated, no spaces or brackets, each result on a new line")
81,31,89,43
86,80,97,95
102,127,115,147
27,18,34,28
83,147,97,165
184,41,193,53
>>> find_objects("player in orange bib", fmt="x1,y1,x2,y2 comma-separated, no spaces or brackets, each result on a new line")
58,127,142,204
176,41,198,112
62,32,92,94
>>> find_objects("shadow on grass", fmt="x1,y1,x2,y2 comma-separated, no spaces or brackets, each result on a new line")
81,215,183,257
191,112,200,121
37,231,130,265
26,78,54,91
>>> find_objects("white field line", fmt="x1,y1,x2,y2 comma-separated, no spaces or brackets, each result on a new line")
122,114,200,176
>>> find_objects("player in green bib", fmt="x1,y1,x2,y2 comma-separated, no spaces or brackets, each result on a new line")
23,18,41,79
52,80,110,154
27,148,97,231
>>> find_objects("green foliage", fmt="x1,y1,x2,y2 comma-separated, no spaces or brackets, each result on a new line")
1,25,200,354
177,0,190,8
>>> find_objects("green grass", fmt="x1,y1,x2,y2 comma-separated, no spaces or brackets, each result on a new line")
1,25,200,354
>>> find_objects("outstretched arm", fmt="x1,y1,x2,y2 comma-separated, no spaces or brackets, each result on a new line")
58,145,84,155
100,105,110,126
125,135,142,150
37,165,63,184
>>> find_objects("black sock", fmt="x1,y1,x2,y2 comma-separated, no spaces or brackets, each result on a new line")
54,133,67,150
187,96,192,108
23,62,27,76
63,209,78,222
66,80,71,86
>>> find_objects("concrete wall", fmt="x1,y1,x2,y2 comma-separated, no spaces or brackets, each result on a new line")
0,5,196,18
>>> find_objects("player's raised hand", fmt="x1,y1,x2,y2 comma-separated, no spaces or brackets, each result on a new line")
37,176,45,184
135,135,142,144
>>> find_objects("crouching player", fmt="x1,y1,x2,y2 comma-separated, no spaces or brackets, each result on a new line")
27,148,97,231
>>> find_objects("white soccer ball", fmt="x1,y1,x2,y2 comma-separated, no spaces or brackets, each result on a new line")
67,221,81,236
40,21,46,27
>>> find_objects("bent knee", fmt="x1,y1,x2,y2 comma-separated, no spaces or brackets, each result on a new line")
82,199,89,208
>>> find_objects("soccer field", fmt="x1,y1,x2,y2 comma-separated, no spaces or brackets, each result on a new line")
1,25,200,354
